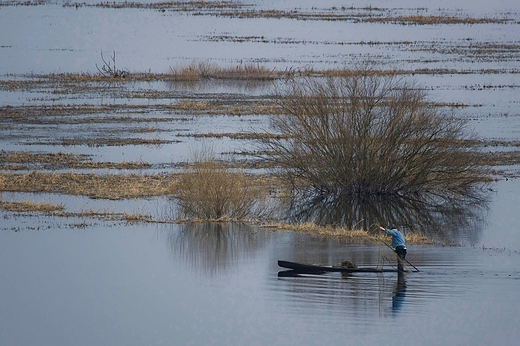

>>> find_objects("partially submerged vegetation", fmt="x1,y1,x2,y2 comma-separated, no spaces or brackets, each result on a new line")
5,1,514,25
263,69,488,202
0,199,154,224
262,222,433,244
1,58,518,243
168,62,282,81
2,66,517,90
0,199,64,213
0,172,176,199
0,151,154,170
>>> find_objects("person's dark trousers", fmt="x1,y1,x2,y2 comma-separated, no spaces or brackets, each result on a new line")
395,247,407,272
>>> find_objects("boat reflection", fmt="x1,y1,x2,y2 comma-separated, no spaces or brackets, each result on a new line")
166,222,269,275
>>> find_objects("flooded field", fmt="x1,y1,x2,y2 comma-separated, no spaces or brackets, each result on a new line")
1,0,520,344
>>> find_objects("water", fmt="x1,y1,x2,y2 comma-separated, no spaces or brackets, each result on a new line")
1,0,520,344
1,219,519,345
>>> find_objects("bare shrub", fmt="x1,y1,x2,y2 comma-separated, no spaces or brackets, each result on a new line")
172,146,268,220
263,68,486,202
95,50,128,79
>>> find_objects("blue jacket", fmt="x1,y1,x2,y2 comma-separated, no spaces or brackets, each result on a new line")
384,228,406,249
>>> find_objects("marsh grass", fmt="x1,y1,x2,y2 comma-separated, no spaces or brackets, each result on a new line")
212,8,511,24
0,172,176,199
0,201,154,223
55,209,154,223
178,131,288,140
168,62,281,81
2,67,515,97
24,137,177,147
172,146,269,221
0,199,64,213
9,1,511,25
263,222,433,244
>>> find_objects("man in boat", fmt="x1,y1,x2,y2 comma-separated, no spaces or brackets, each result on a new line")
379,226,407,272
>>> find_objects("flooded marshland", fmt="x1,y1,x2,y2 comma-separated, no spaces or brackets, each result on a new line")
1,0,520,344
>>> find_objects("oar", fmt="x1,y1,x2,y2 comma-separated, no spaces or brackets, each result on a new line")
376,236,420,272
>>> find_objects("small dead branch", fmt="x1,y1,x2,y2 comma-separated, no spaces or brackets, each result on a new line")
96,50,128,79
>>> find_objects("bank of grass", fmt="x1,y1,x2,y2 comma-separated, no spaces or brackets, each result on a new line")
168,62,281,81
24,137,177,147
2,68,517,94
0,172,177,199
0,200,64,213
178,131,288,140
0,199,154,223
263,222,434,244
0,151,153,170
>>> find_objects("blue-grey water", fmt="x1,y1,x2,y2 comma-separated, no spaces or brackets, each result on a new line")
1,189,519,346
2,0,520,345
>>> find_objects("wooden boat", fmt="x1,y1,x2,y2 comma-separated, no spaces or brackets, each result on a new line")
278,260,399,273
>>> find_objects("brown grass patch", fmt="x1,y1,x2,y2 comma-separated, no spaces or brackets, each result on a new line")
62,1,247,11
263,222,434,244
178,132,289,140
0,200,64,213
364,15,510,25
54,209,154,223
168,62,281,81
0,151,154,171
24,137,178,147
0,172,178,199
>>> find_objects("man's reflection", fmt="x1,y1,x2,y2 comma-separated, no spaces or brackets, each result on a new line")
392,272,407,313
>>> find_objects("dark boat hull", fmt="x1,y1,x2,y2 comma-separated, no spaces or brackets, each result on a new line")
278,260,398,273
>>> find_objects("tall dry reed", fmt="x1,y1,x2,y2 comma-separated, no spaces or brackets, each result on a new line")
168,62,280,81
172,146,268,220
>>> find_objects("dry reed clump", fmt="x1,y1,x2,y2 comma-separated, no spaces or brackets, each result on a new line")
0,200,64,213
263,67,486,202
172,147,269,221
168,62,280,81
176,99,209,110
401,231,434,245
54,209,154,223
266,222,372,240
173,99,280,116
264,222,434,244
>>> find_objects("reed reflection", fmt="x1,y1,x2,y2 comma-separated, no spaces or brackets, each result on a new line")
283,195,488,244
166,222,268,275
165,78,277,93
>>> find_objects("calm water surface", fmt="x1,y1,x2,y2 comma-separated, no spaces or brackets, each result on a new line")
2,0,520,344
1,216,519,345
